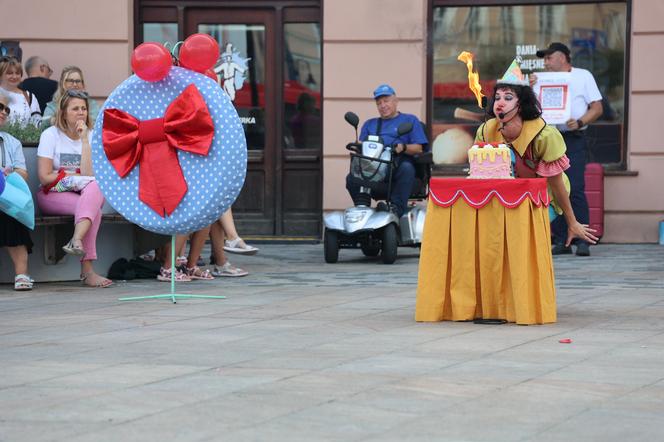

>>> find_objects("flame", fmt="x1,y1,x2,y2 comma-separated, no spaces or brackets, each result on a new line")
457,51,484,108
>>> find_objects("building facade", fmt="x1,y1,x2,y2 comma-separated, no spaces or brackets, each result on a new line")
4,0,662,242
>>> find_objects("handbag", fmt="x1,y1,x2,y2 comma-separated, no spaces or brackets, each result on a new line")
52,175,95,192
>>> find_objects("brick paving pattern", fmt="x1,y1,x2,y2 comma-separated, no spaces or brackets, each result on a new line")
1,244,663,441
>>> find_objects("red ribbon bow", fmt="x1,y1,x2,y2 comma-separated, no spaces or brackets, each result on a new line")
102,84,214,217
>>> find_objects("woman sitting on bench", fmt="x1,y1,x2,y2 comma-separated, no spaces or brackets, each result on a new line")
36,90,112,288
0,91,34,290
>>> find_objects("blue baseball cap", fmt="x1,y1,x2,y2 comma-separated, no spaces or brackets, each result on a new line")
373,84,396,99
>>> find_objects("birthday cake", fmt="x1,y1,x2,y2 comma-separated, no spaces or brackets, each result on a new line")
468,142,513,179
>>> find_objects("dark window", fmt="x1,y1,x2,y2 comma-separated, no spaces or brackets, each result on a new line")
142,23,178,44
283,23,322,150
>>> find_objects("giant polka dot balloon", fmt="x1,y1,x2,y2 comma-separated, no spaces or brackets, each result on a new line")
91,66,247,235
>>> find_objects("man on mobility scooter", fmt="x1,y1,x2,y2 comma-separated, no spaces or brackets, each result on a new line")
323,84,431,264
346,84,428,218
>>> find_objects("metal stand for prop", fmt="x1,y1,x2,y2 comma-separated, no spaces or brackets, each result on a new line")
119,235,226,303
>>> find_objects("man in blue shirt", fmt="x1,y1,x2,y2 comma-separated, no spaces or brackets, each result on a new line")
345,84,428,217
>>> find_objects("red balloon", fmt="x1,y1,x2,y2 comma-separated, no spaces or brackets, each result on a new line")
179,34,219,73
204,69,218,82
131,43,172,82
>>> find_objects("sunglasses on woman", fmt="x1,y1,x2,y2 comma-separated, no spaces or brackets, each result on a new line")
0,102,10,115
65,78,83,85
66,90,89,98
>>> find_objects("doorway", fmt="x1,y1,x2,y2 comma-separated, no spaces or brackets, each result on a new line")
185,8,322,237
139,3,322,237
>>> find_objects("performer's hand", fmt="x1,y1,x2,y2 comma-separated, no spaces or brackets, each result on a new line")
3,165,13,176
529,73,538,87
566,222,598,246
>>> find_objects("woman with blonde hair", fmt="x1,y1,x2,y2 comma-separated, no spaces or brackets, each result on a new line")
0,56,41,126
41,66,100,130
36,90,112,288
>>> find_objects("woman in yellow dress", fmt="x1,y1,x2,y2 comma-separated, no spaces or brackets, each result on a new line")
476,82,597,246
415,78,597,325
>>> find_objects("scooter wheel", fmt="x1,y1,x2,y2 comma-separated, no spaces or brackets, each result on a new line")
324,229,339,263
361,244,380,257
381,224,398,264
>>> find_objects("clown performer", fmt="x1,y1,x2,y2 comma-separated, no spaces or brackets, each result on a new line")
475,59,598,246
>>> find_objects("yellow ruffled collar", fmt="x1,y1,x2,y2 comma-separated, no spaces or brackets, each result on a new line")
480,118,546,157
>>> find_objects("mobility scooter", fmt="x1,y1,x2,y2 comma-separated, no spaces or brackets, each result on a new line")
323,112,432,264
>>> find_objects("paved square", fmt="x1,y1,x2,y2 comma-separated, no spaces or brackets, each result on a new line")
1,244,663,441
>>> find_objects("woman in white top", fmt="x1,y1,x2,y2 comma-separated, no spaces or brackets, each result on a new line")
0,56,41,127
36,90,112,288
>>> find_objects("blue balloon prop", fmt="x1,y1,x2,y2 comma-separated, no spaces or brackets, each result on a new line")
0,172,35,230
91,67,247,235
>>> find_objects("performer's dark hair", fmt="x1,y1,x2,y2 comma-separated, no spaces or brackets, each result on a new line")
486,84,542,121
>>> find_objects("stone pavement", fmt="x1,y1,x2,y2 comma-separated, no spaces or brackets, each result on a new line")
1,243,663,441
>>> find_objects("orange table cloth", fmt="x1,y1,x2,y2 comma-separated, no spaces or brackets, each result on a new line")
415,178,557,325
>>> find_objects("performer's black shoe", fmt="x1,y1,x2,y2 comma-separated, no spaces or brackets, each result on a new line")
575,242,591,256
551,244,573,255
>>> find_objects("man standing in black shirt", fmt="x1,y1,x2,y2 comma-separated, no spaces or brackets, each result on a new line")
19,56,57,114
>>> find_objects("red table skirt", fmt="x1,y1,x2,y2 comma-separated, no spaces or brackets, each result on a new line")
429,177,550,209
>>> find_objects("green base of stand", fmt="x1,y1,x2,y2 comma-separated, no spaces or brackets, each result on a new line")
119,294,227,303
118,235,226,304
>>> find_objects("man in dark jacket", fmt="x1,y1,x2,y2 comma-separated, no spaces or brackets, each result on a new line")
19,56,57,114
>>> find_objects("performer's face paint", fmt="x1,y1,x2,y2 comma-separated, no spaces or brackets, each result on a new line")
493,87,519,122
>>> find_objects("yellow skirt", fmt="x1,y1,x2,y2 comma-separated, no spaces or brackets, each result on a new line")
415,198,556,325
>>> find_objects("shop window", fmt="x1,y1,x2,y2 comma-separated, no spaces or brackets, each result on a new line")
199,24,267,150
431,2,627,168
283,23,322,150
142,23,178,44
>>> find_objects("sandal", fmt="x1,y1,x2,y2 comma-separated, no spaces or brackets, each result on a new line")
14,274,34,291
80,272,113,288
223,237,259,255
157,267,191,282
211,261,248,277
63,239,85,256
185,266,215,280
176,256,188,266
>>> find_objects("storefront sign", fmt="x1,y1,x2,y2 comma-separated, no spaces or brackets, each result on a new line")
515,44,544,71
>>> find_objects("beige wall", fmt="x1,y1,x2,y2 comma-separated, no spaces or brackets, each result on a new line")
604,0,664,242
322,0,429,210
2,0,134,102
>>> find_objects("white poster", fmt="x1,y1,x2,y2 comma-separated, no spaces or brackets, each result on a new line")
533,72,572,125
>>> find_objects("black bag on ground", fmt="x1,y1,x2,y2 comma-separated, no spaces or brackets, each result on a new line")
107,257,161,280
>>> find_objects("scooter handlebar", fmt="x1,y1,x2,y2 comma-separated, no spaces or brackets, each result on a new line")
346,142,362,152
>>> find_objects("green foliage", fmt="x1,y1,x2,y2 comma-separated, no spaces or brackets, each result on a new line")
2,121,42,145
